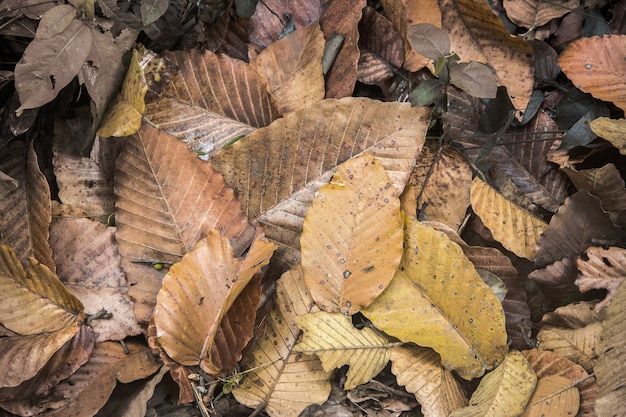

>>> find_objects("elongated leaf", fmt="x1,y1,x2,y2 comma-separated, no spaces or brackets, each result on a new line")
0,245,82,334
212,97,430,273
390,345,467,417
154,229,275,375
301,153,403,314
520,375,580,417
450,350,536,417
362,217,508,380
232,266,332,417
470,177,548,261
294,312,390,390
115,123,255,325
15,19,92,114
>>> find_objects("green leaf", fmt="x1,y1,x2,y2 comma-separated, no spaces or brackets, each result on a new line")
411,80,446,107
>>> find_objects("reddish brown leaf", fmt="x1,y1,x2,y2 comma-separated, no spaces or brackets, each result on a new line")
503,0,579,29
562,164,626,212
359,7,404,69
248,0,321,48
529,257,579,304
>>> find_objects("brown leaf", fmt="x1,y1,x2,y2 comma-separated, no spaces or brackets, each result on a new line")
534,191,623,269
301,153,403,314
562,164,626,212
154,229,275,375
211,97,431,274
595,280,626,417
248,0,321,48
537,323,602,373
35,4,76,40
251,23,325,114
529,257,578,304
0,141,55,271
115,123,255,325
576,246,626,311
540,301,604,330
49,217,142,341
503,0,579,29
359,7,404,70
319,0,365,98
15,19,92,114
520,375,580,417
558,35,626,112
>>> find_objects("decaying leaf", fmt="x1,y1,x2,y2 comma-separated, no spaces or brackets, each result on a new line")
470,177,548,261
589,117,626,155
390,345,467,417
503,0,579,29
362,217,508,380
232,266,332,417
301,153,403,314
562,164,626,212
294,311,390,390
576,246,626,311
537,322,602,373
520,375,580,417
154,229,275,375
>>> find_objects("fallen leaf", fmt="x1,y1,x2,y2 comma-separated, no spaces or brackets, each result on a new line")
301,153,403,314
449,61,497,99
140,0,168,25
503,0,579,29
540,301,604,329
529,257,578,304
359,7,404,69
562,164,626,212
294,311,390,390
390,345,467,417
35,4,77,40
520,375,580,417
248,0,321,48
576,246,626,311
362,217,508,380
558,35,626,112
589,117,626,155
537,323,602,373
450,350,536,417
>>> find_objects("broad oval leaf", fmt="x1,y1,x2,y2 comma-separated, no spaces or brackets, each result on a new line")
362,217,508,380
154,229,275,375
520,375,579,417
301,153,403,314
503,0,578,29
36,5,76,40
140,0,168,25
470,177,548,261
407,23,450,61
450,350,536,417
537,323,601,373
294,311,390,390
449,62,497,99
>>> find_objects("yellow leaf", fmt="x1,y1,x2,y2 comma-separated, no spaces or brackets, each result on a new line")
294,311,390,390
450,350,537,417
390,345,467,417
97,48,148,137
362,217,508,379
470,177,548,261
520,375,579,417
153,229,275,375
301,153,403,315
233,266,332,417
590,117,626,155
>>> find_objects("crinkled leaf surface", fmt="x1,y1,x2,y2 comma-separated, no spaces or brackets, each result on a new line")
450,350,536,417
362,217,508,380
503,0,579,29
563,164,626,212
590,117,626,155
520,375,580,417
115,123,254,325
212,97,430,273
232,266,332,417
576,246,626,311
537,323,601,373
558,36,626,112
301,153,403,314
154,229,275,375
390,345,467,417
294,311,390,390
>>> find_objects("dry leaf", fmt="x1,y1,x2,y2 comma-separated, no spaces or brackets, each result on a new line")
390,345,467,417
450,350,536,417
537,323,601,373
362,217,508,380
562,164,626,212
359,7,404,70
232,266,332,417
248,0,321,48
540,301,604,330
529,257,578,304
503,0,579,29
154,229,275,375
301,153,403,314
589,117,626,155
520,375,580,417
294,312,390,390
470,177,548,261
558,35,626,112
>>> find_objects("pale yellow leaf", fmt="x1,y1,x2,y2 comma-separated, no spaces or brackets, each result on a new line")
520,375,579,417
590,117,626,155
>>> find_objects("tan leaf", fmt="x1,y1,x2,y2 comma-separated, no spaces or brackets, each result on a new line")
301,153,403,314
154,230,275,375
294,312,390,390
558,36,626,112
49,217,142,342
562,164,626,212
537,323,602,373
35,5,76,40
503,0,579,29
522,349,598,417
97,47,149,137
0,323,79,388
408,142,472,230
589,117,626,155
232,266,332,417
438,0,534,114
540,301,605,330
115,123,254,325
362,217,508,380
595,280,626,417
390,345,467,417
248,0,321,48
15,19,92,114
470,177,548,261
520,375,580,417
211,97,430,273
576,246,626,311
0,244,82,334
0,141,55,271
450,350,536,417
251,23,325,113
